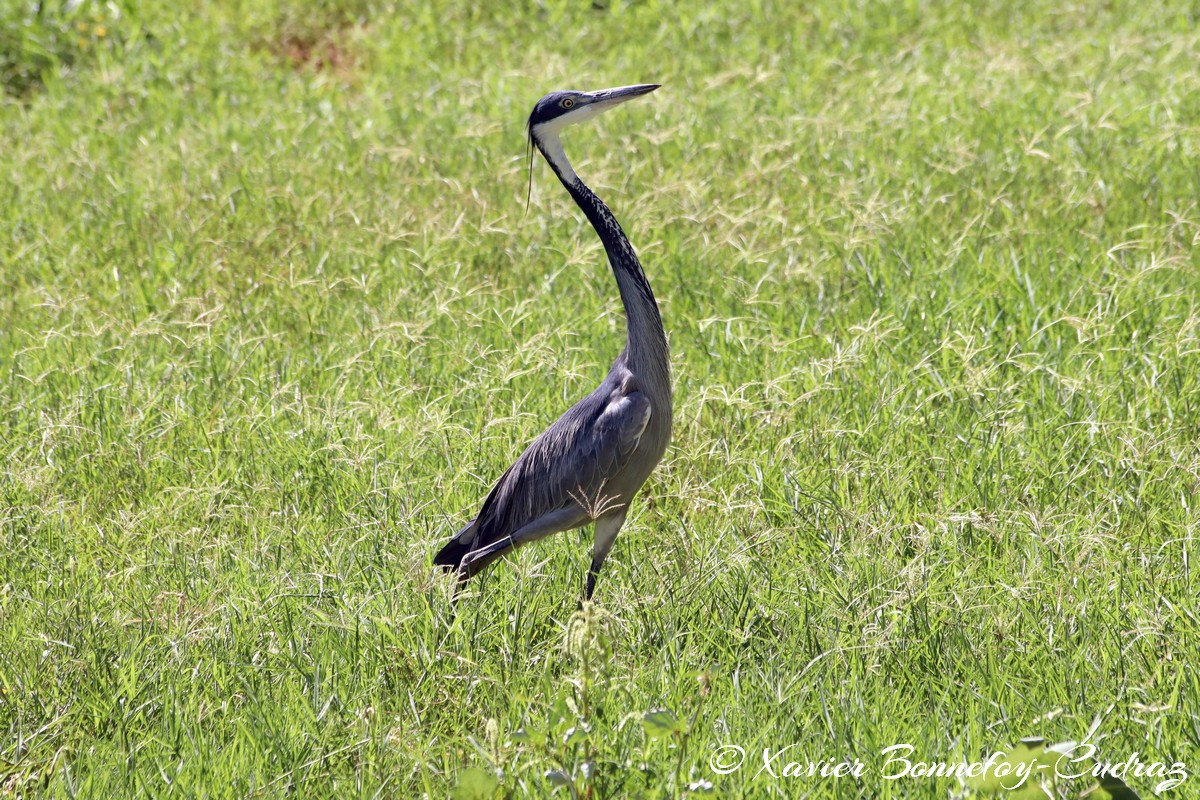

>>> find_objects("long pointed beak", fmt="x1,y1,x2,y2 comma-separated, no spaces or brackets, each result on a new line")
584,83,660,112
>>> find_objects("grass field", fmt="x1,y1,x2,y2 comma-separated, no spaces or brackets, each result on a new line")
3,1,1199,797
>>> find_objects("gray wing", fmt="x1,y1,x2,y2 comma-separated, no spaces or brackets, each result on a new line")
466,369,652,554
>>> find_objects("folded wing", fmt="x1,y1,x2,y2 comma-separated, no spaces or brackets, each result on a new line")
436,370,651,572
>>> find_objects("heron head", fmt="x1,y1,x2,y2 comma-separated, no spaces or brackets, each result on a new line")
526,84,660,143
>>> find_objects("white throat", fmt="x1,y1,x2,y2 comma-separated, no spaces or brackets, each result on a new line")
534,130,577,184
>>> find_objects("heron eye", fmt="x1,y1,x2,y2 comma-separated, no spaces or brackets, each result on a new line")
562,98,574,109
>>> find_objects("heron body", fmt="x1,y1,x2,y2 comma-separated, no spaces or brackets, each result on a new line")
434,84,671,600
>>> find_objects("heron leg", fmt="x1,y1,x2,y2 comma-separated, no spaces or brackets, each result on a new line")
585,509,628,600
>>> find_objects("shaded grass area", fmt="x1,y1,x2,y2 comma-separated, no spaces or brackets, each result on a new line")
2,0,1198,797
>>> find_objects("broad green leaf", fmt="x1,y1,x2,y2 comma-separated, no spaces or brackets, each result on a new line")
966,739,1050,794
642,709,681,739
1087,769,1144,800
452,767,499,800
545,769,573,787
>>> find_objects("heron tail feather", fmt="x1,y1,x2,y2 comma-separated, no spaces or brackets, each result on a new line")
434,521,476,571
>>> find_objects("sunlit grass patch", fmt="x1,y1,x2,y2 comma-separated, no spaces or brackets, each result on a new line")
1,0,1198,798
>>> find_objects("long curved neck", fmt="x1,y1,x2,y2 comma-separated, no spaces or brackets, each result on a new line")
536,133,670,397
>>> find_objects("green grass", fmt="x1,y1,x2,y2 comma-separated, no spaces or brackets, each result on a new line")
2,0,1199,797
